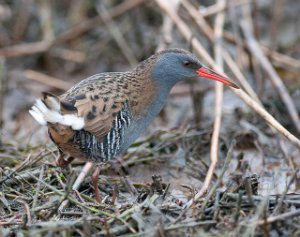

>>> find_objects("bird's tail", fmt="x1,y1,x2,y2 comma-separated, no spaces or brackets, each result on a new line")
29,92,84,130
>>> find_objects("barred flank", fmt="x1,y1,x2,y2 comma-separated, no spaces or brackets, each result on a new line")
73,102,131,162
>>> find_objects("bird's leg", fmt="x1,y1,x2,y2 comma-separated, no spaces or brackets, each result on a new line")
56,153,74,167
92,166,101,203
59,162,93,211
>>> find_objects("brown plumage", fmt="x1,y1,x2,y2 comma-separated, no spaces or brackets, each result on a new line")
45,70,155,162
30,48,239,202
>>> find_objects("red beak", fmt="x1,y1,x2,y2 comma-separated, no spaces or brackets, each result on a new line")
196,67,239,89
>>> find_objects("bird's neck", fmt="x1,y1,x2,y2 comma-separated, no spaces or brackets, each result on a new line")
118,73,172,152
128,69,172,118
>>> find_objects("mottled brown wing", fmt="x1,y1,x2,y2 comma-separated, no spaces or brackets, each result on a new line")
61,92,126,141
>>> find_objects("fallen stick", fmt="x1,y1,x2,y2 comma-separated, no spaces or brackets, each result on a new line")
258,208,300,225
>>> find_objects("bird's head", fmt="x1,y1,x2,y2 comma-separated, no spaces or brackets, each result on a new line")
150,49,239,89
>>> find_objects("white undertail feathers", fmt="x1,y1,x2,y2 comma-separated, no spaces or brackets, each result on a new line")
29,98,85,130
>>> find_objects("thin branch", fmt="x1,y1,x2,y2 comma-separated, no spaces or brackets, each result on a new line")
205,0,226,205
72,162,93,191
258,208,300,226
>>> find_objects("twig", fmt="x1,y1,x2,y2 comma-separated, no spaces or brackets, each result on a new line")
182,138,235,215
222,50,261,103
225,193,300,203
0,41,51,58
225,1,264,98
72,162,93,191
108,194,160,225
173,143,230,223
123,221,217,237
203,140,235,209
58,162,94,212
24,70,72,91
240,18,300,133
0,150,48,185
31,200,60,213
258,208,300,225
193,0,226,213
28,173,120,219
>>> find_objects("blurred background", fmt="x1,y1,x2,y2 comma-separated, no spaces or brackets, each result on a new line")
1,0,300,235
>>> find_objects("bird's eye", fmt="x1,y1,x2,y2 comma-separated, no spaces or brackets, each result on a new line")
183,60,191,66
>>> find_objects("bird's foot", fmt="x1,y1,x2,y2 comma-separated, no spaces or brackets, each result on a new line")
92,166,102,203
56,154,74,167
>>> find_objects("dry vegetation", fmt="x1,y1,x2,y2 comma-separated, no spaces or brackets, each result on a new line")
0,0,300,236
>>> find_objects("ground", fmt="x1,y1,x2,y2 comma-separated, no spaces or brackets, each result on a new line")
0,0,300,236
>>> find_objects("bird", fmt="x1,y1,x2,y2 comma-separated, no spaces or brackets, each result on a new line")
29,48,239,202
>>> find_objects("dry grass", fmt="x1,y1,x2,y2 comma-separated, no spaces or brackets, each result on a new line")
0,0,300,236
